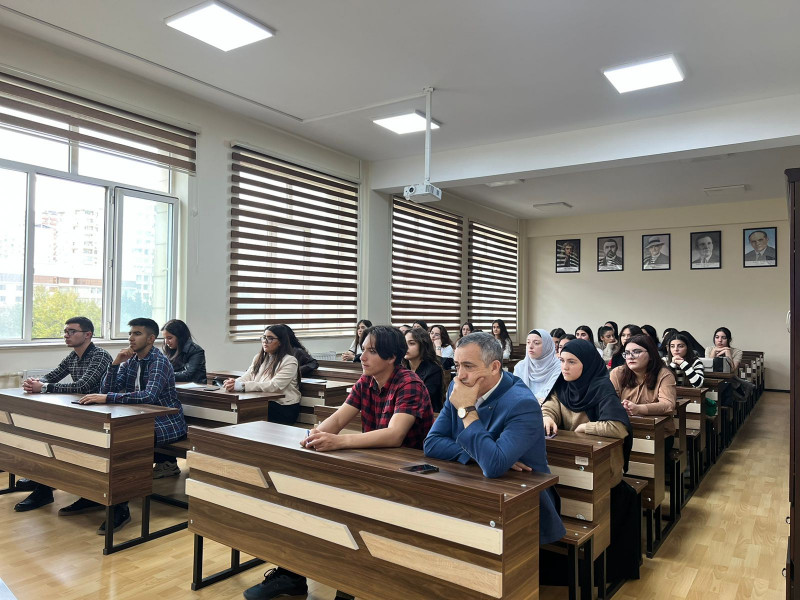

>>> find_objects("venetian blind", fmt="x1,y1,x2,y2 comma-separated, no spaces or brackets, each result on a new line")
391,198,463,331
229,146,359,339
468,221,518,334
0,72,196,172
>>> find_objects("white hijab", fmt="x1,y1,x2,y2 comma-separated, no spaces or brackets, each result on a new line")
513,328,562,403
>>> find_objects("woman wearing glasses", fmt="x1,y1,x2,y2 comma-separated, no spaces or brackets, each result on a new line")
609,324,643,369
223,325,301,425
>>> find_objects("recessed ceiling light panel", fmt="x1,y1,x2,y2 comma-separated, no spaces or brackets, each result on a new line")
165,1,274,52
603,55,684,93
373,111,441,134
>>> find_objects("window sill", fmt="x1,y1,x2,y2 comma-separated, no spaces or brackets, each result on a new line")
0,340,131,351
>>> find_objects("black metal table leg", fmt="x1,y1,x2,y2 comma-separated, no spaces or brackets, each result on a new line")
0,473,16,494
567,544,578,600
190,534,265,590
580,538,594,600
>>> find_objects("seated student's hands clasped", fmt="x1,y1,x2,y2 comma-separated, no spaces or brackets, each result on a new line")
341,351,355,362
222,378,236,392
621,399,642,416
543,416,558,436
22,377,43,393
301,428,345,452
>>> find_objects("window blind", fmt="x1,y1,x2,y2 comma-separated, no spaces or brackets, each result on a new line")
468,221,518,334
229,146,359,339
0,72,196,172
391,198,463,331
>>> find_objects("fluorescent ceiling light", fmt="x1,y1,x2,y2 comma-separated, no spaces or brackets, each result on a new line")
373,111,441,134
603,55,684,93
165,1,274,52
486,179,524,188
703,184,747,196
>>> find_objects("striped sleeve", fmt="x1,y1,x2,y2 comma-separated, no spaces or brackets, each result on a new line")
680,357,705,388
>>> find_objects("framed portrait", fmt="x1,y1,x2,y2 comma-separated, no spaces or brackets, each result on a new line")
556,239,580,273
743,227,777,268
597,236,623,271
690,230,721,270
642,233,670,271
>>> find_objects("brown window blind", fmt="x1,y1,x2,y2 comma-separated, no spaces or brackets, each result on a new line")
0,72,196,172
391,198,463,331
468,221,518,334
229,146,359,340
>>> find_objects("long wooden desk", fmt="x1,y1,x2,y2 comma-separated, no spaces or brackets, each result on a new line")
176,385,283,426
0,388,185,554
628,415,668,557
186,421,559,599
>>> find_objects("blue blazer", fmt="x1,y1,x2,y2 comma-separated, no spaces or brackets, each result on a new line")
424,371,566,544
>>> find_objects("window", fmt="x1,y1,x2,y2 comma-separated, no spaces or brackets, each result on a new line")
0,73,193,343
468,221,519,334
391,198,463,331
229,146,359,340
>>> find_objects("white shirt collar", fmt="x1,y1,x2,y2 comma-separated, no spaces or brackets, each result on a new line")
475,375,503,409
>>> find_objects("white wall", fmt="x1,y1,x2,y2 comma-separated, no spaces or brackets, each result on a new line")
524,197,790,389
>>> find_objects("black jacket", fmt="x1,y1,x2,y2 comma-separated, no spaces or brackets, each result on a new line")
414,359,444,412
169,340,207,383
293,347,319,377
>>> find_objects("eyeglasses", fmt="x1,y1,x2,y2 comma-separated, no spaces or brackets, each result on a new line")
260,335,278,343
63,328,85,336
621,349,645,359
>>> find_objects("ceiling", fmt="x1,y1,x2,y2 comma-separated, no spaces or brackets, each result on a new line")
1,0,800,216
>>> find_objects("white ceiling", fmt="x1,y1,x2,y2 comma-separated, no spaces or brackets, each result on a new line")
2,0,800,216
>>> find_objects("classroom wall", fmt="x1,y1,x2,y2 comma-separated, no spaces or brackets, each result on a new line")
524,197,790,389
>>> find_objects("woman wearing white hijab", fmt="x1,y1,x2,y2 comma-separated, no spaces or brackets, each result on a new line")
513,328,562,405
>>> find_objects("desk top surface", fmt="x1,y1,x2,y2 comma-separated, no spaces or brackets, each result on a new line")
176,385,283,404
544,429,622,456
0,387,178,423
189,421,557,502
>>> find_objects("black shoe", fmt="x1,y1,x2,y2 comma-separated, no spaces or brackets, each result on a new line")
14,478,38,492
13,485,54,512
59,497,103,516
243,568,308,600
96,504,130,535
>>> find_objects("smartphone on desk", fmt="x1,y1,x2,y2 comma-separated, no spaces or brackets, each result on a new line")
401,463,439,474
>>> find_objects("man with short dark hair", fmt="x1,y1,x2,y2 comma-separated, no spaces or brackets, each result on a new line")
424,332,565,544
242,325,434,600
80,317,186,534
598,238,623,270
14,316,112,513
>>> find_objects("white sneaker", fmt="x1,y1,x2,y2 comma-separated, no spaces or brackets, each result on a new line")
152,461,181,479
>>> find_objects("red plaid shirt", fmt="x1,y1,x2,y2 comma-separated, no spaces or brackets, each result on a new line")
345,366,433,449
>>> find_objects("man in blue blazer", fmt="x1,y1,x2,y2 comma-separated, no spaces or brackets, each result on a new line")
424,332,565,545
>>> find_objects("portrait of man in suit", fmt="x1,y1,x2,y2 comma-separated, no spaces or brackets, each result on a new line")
743,227,777,267
691,231,721,269
642,234,670,270
556,239,580,273
597,236,623,271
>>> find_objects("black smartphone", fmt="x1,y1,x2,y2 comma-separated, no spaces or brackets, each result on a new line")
401,463,439,474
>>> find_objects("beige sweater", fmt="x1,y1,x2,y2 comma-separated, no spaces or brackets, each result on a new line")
609,367,677,436
236,353,300,405
541,392,628,486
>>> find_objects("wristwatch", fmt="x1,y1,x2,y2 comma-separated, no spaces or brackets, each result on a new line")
41,383,49,393
457,405,477,419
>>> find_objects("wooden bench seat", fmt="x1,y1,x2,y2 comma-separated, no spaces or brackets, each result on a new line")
158,438,193,460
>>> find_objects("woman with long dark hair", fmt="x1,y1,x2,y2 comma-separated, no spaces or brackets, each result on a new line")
429,323,456,371
342,319,372,362
705,327,742,370
609,324,643,369
492,319,513,359
663,332,704,388
161,319,206,383
459,321,475,339
282,324,319,377
223,325,301,425
403,328,444,412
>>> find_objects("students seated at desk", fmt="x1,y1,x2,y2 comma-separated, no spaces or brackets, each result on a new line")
574,325,603,358
403,328,444,412
513,328,561,405
664,333,705,388
705,326,743,370
492,318,513,359
223,325,301,425
80,318,187,534
429,323,455,371
659,327,679,357
460,320,476,339
284,325,318,376
341,319,371,362
598,325,618,364
609,324,643,369
557,334,575,356
424,332,565,544
243,326,433,600
610,334,677,459
14,316,113,513
161,319,206,383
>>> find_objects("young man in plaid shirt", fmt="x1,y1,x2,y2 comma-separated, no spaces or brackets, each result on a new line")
243,325,433,600
14,316,112,513
80,317,186,534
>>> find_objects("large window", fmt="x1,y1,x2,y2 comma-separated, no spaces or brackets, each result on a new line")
391,199,463,331
228,146,359,340
0,73,191,342
468,221,519,334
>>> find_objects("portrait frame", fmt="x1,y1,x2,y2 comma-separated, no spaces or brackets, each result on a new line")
597,236,624,272
743,227,777,268
555,238,581,273
641,233,671,271
690,230,722,270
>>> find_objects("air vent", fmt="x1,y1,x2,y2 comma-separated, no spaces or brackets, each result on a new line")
703,184,747,196
531,202,573,212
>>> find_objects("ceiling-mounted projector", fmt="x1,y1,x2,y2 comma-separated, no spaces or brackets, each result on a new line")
403,183,442,203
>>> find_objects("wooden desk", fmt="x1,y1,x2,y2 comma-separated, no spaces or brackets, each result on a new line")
176,385,283,426
628,415,668,557
313,404,362,431
186,421,558,599
0,388,185,553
